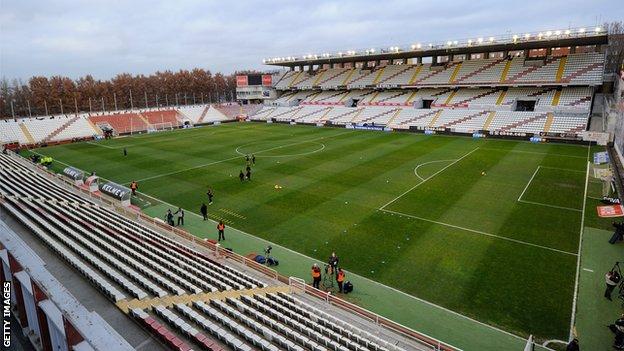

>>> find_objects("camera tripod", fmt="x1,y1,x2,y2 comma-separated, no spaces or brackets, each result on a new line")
322,264,336,291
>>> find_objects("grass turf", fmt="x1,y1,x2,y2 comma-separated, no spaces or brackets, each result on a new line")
31,122,592,340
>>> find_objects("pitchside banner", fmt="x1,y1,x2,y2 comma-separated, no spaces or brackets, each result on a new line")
236,75,248,87
62,166,83,181
99,182,131,205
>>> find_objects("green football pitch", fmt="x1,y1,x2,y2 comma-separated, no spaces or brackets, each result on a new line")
32,122,593,341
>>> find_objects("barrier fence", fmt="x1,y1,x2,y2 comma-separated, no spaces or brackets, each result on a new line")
6,151,461,351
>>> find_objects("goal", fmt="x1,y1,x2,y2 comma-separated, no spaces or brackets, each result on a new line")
147,122,174,133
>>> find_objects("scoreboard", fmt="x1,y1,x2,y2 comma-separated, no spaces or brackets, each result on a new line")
236,74,272,87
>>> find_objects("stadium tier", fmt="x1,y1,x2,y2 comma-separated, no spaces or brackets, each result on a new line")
0,104,252,145
258,51,605,139
0,152,454,351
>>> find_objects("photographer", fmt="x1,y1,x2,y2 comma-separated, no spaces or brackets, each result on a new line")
609,314,624,349
606,268,621,301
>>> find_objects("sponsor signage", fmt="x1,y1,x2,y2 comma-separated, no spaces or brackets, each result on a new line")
62,166,83,181
99,182,131,201
236,75,248,87
262,74,273,86
597,205,624,218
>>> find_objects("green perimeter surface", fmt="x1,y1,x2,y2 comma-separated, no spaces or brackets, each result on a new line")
31,122,592,344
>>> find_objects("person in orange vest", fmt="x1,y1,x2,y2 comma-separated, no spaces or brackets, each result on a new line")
336,268,345,293
130,180,138,196
311,263,322,289
217,221,225,241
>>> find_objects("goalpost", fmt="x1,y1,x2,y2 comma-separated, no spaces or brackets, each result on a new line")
146,122,175,133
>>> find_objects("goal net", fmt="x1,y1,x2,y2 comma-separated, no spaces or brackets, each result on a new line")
147,122,174,133
588,162,616,200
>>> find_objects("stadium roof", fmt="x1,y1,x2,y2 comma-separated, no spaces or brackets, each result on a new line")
263,27,608,67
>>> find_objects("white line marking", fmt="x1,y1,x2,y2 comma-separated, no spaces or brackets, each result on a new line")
569,144,590,340
380,147,479,210
517,166,541,202
131,131,352,183
236,141,326,158
85,142,116,149
479,147,587,159
413,159,457,181
517,199,582,212
379,208,577,256
539,165,586,173
582,268,593,273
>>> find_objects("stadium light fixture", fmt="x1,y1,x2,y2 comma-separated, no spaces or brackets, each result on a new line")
537,32,543,39
477,37,483,43
428,43,433,48
595,26,602,33
579,27,586,33
453,41,458,45
512,35,518,43
488,36,494,42
446,41,452,46
416,43,421,49
411,44,416,50
467,39,473,45
524,33,530,39
555,30,561,35
564,29,571,35
546,31,552,37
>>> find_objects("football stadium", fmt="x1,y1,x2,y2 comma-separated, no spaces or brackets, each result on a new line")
1,2,624,351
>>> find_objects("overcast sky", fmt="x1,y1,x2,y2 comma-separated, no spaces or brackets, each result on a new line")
0,0,621,80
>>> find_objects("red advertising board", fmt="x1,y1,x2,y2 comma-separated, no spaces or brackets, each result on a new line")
597,205,624,218
262,74,272,86
236,75,248,87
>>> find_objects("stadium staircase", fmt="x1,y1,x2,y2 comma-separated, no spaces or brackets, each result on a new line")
427,110,444,127
551,89,562,105
288,71,306,88
377,65,414,85
503,56,559,83
454,58,506,83
43,115,81,142
543,113,555,133
499,60,513,82
495,89,508,105
311,70,327,87
442,110,490,128
562,62,604,83
482,111,497,130
196,105,211,124
137,112,151,126
499,113,548,132
555,56,568,82
19,123,36,144
407,65,424,85
372,66,387,85
447,62,463,84
340,69,357,86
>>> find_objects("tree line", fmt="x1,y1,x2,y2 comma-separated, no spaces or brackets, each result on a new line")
0,69,244,119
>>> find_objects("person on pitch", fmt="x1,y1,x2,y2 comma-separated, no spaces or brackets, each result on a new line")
246,167,252,181
174,207,185,226
239,170,245,182
252,154,256,165
327,252,339,275
336,268,346,293
207,188,214,205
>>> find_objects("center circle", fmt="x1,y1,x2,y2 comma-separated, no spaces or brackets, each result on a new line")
235,140,325,158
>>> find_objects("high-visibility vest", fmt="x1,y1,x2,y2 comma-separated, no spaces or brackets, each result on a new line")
337,272,345,282
217,224,225,230
312,269,320,278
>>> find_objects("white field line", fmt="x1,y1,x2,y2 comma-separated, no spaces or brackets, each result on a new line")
380,147,479,210
131,131,352,184
517,199,582,212
479,147,587,159
582,268,594,273
379,208,577,256
539,165,586,173
85,142,116,149
569,144,591,340
29,148,539,345
413,159,457,181
517,166,541,202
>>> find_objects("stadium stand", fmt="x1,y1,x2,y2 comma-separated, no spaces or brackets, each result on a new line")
0,151,456,351
252,51,605,138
